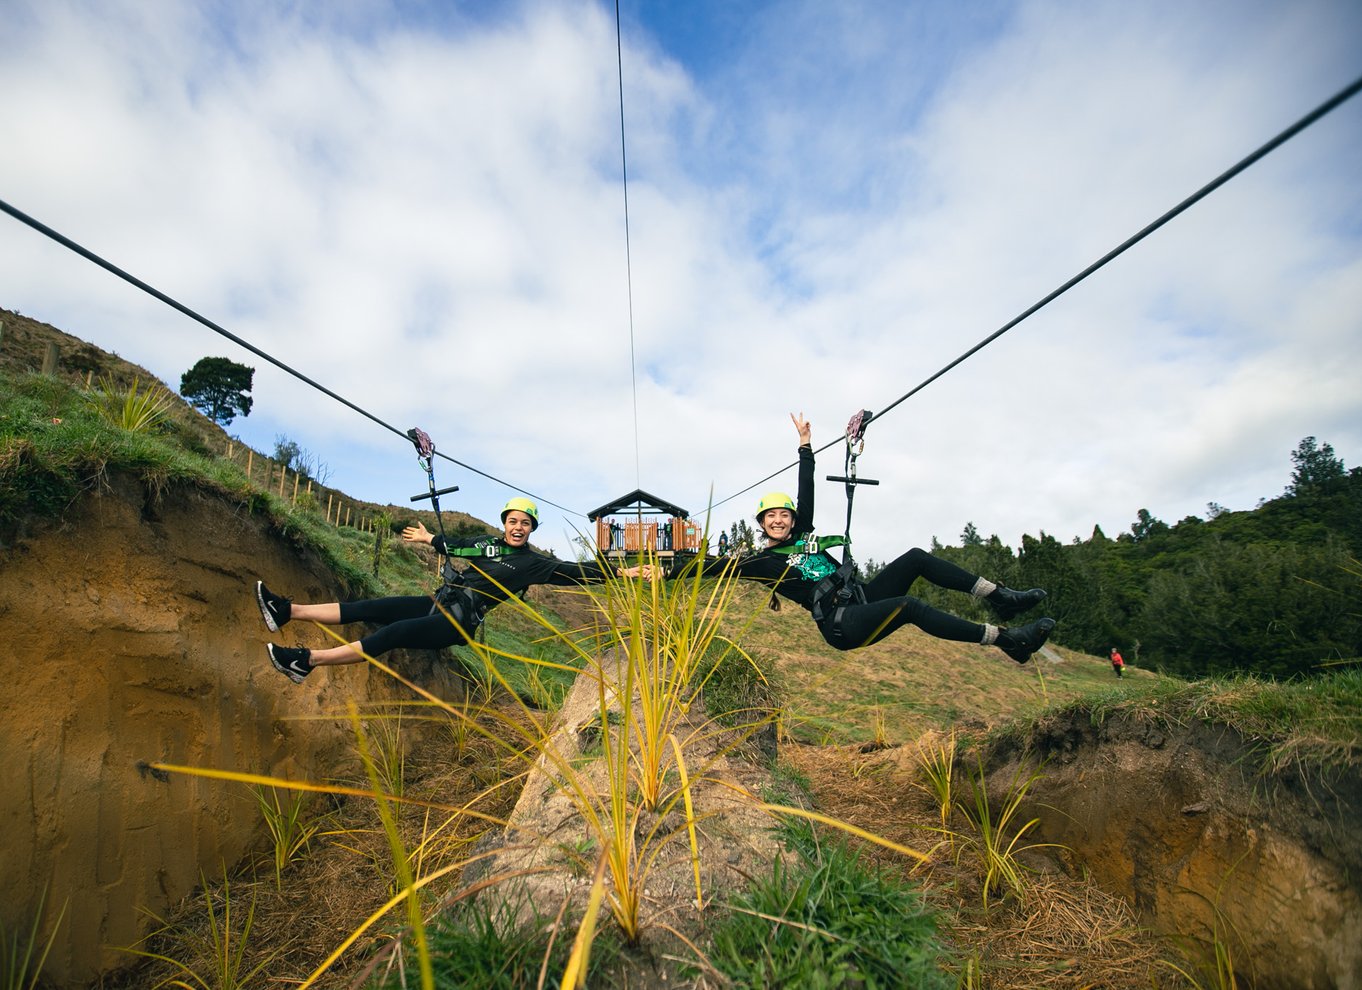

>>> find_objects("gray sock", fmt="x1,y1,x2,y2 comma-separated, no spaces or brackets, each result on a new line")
971,577,998,598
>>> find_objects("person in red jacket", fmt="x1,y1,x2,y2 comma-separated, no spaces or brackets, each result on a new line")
1110,647,1125,678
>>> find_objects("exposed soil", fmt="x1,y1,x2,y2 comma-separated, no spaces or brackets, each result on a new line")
0,470,467,987
985,708,1362,989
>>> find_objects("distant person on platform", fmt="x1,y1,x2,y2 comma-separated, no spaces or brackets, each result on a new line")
1110,647,1125,678
256,498,646,684
665,413,1056,663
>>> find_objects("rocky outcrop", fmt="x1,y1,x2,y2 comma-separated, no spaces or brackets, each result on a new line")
0,473,462,988
987,711,1362,990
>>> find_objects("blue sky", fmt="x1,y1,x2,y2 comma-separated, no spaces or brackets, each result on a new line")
2,0,1360,564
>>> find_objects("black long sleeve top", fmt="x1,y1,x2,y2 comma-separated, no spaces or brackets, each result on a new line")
672,445,842,611
431,534,613,615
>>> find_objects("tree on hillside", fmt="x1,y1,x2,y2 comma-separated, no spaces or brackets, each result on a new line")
1125,508,1169,543
1287,436,1345,497
180,356,254,426
273,435,302,472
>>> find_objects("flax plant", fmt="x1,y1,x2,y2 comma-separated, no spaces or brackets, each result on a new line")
915,729,958,832
956,756,1057,911
2,885,65,990
252,785,322,891
348,703,434,988
86,374,175,433
121,870,285,990
362,707,407,799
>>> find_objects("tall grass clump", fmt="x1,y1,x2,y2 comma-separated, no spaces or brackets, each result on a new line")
2,885,66,990
956,756,1056,911
915,728,958,831
85,374,176,433
372,893,619,990
700,818,951,989
252,785,323,891
121,870,286,990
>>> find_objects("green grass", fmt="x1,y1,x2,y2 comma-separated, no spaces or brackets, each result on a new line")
1001,668,1362,772
696,818,951,989
372,894,619,990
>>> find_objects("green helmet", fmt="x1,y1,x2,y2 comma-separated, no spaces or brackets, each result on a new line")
755,491,795,522
501,497,539,530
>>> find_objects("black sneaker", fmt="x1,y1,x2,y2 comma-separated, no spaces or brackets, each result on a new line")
256,580,292,632
996,617,1056,665
986,585,1048,622
268,644,313,684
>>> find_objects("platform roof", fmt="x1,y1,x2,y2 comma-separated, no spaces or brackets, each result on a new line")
587,489,689,521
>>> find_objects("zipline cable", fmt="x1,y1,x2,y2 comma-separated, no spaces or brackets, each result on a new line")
0,196,583,517
710,71,1362,513
615,0,643,490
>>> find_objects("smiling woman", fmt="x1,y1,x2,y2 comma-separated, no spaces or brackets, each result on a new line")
669,414,1057,665
255,497,644,684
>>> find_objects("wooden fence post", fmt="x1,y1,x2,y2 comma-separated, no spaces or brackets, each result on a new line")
291,472,300,504
246,449,254,484
42,342,59,376
326,493,334,524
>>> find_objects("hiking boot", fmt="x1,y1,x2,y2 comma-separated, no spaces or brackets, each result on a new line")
996,617,1056,665
986,585,1047,622
268,644,313,684
256,580,292,632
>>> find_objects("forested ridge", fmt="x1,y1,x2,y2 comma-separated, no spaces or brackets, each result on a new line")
898,437,1362,678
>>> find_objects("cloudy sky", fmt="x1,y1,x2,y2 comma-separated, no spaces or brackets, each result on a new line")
3,0,1360,564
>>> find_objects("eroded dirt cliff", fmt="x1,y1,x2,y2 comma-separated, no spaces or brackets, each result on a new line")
986,710,1362,990
0,472,463,988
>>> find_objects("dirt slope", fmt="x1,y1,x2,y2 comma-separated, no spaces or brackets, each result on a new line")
0,472,464,988
988,710,1362,990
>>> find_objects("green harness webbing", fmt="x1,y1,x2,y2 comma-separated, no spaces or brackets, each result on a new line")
767,533,849,556
765,533,862,633
435,540,521,622
443,540,518,559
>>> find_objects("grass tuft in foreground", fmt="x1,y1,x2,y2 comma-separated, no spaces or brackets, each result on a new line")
698,817,951,989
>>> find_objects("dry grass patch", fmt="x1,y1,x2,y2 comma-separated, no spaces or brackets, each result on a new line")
107,700,534,989
782,740,1189,989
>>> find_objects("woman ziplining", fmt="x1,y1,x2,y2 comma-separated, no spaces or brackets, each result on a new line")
669,413,1056,663
257,496,646,683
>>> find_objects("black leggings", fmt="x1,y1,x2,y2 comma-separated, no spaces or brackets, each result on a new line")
337,595,475,657
817,548,986,651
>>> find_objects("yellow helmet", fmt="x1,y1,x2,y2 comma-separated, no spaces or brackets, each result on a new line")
755,491,795,522
501,497,539,530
